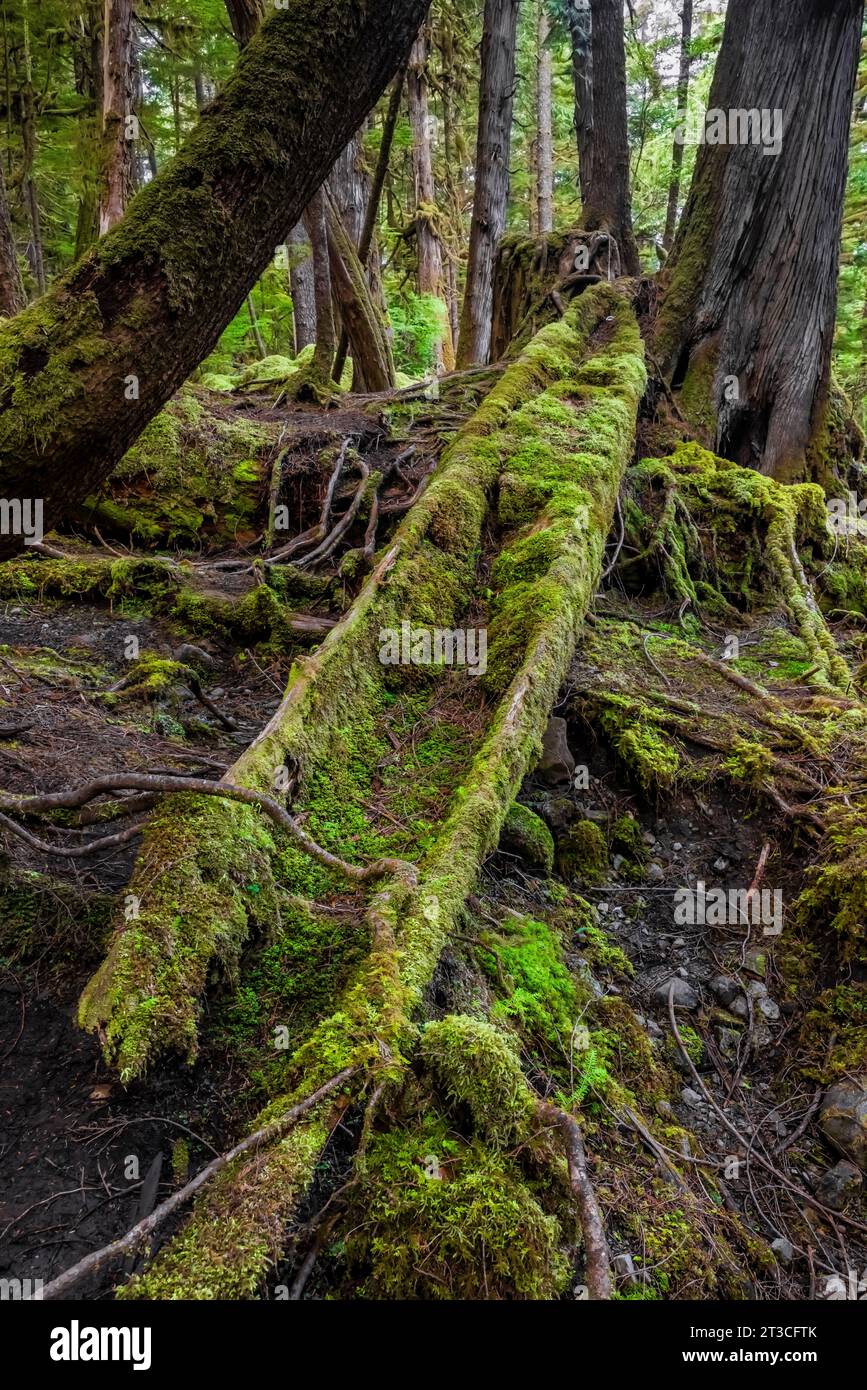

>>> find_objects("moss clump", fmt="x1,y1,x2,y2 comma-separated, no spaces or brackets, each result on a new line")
499,802,555,874
483,915,579,1044
419,1016,534,1147
556,819,608,884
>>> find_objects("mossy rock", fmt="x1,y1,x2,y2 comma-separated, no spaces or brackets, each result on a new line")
499,802,555,875
420,1015,535,1147
556,819,608,884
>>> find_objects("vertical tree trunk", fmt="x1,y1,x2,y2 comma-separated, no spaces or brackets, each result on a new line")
566,0,592,204
0,162,24,315
288,221,316,353
408,29,454,371
455,0,520,367
662,0,693,252
581,0,639,275
537,2,554,237
304,187,337,383
225,0,265,47
19,3,45,294
325,192,395,391
656,0,864,482
98,0,136,234
73,0,103,260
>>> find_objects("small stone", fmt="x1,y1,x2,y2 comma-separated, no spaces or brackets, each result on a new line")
672,842,683,851
681,1087,703,1108
710,974,741,1008
653,976,699,1010
730,996,749,1020
676,966,688,979
612,1253,638,1285
757,995,780,1022
655,1099,673,1119
646,862,665,883
747,980,768,1000
642,830,656,846
209,686,225,698
9,606,21,615
175,642,218,669
715,1026,741,1059
820,1077,867,1171
713,857,729,872
634,1012,663,1041
672,937,686,948
537,716,575,786
612,854,626,872
814,1160,863,1211
770,1237,794,1266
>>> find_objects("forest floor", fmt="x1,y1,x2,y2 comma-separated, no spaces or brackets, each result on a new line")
1,327,866,1302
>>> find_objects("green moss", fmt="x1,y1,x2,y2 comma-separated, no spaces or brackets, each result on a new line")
556,819,608,884
420,1016,534,1146
482,915,579,1045
500,802,555,874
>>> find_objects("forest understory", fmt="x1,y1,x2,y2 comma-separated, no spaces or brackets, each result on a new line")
2,275,867,1304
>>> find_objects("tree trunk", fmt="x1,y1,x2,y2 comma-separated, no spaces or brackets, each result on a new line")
288,221,316,353
98,0,136,234
455,0,520,367
581,0,639,275
19,4,45,294
325,192,395,391
537,2,554,237
566,0,592,204
655,0,864,482
225,0,265,47
662,0,693,252
408,29,454,371
0,0,431,556
304,187,337,383
73,0,103,261
0,163,24,316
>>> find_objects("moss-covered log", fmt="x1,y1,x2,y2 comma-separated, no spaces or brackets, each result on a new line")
0,0,429,557
97,284,645,1298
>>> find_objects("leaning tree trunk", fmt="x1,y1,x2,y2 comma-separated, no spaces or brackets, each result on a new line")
655,0,864,482
98,0,136,234
288,221,316,352
581,0,639,275
455,0,520,367
0,164,24,317
662,0,693,252
325,191,395,391
0,0,431,558
408,29,455,371
224,0,264,46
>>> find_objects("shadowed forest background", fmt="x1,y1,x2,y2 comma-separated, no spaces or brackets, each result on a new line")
0,0,867,1309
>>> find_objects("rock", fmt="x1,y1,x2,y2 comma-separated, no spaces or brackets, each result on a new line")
653,976,699,1010
814,1160,863,1211
757,995,780,1022
820,1078,867,1170
713,857,728,871
681,1087,704,1109
175,642,218,670
676,966,688,979
672,937,686,948
743,946,768,977
537,716,575,786
730,996,749,1020
556,819,608,884
646,861,665,883
715,1026,741,1060
634,1012,663,1041
535,793,579,834
611,854,626,872
612,1253,638,1285
655,1099,673,1119
672,841,683,851
770,1237,794,1266
209,686,225,698
641,831,656,846
499,802,555,875
710,974,742,1008
746,980,768,1000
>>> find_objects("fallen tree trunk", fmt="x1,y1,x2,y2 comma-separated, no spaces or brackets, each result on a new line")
0,0,430,557
70,284,645,1297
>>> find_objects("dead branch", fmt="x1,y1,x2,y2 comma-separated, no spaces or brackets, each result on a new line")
537,1101,612,1299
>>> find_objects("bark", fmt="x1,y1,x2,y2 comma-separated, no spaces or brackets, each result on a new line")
656,0,864,482
304,187,337,382
662,0,693,252
0,0,431,556
408,29,454,371
581,0,639,276
288,221,316,353
537,2,554,237
565,0,592,203
325,192,395,391
225,0,265,47
19,6,45,294
73,1,103,260
98,0,136,234
455,0,520,367
0,163,24,316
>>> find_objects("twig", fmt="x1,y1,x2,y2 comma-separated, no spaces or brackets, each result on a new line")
536,1101,612,1299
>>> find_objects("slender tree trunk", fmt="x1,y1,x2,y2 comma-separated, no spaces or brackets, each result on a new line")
537,2,554,237
98,0,136,234
325,192,395,391
0,162,24,315
19,4,45,294
304,187,337,383
73,1,103,260
662,0,692,252
566,0,592,204
656,0,864,482
0,0,431,555
455,0,520,367
580,0,639,275
288,221,316,353
408,29,454,371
